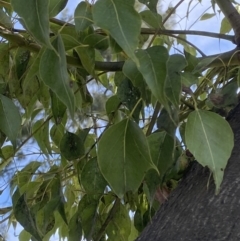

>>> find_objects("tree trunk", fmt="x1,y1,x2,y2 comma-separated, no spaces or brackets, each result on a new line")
137,104,240,241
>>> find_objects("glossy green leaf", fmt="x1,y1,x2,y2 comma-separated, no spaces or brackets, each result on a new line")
19,230,31,241
98,119,154,198
136,46,169,108
11,0,52,48
81,157,107,195
185,110,234,194
39,35,75,116
165,54,187,108
74,2,93,32
49,0,68,17
50,124,64,148
0,95,21,143
60,132,85,161
93,0,141,64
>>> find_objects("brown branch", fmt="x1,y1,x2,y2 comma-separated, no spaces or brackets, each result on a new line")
95,198,120,241
215,0,240,45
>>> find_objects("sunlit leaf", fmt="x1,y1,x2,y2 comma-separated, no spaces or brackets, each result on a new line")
220,17,232,34
98,119,155,198
11,0,52,48
200,13,215,20
39,35,75,116
93,0,141,64
185,110,234,194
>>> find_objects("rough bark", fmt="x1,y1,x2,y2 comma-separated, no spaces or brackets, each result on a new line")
137,103,240,241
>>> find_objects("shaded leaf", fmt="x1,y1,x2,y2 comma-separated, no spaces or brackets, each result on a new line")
50,90,67,125
139,0,158,12
39,35,75,116
68,211,82,241
93,0,141,64
81,157,107,195
49,0,68,17
140,10,162,28
0,95,21,143
117,78,142,123
165,54,187,108
136,46,169,108
13,189,42,241
60,132,85,161
11,0,52,48
220,17,232,34
98,119,154,198
185,110,234,193
106,202,131,240
74,2,93,32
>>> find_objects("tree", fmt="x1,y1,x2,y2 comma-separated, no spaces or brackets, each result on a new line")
0,0,239,240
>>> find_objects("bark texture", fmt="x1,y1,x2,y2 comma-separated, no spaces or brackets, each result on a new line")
137,103,240,241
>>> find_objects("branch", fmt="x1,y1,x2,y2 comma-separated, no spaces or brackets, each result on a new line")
215,0,240,45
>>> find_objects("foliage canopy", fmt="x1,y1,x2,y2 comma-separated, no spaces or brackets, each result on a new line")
0,0,239,240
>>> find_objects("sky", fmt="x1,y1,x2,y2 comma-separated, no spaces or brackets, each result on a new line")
0,0,237,240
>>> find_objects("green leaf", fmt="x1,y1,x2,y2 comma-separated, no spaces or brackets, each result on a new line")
200,13,215,20
165,54,187,108
60,132,85,161
147,132,175,181
74,46,95,76
98,119,154,198
68,211,82,241
49,0,68,17
83,34,109,51
185,110,234,194
81,157,107,195
117,78,142,123
136,46,169,108
39,35,75,117
0,95,21,143
93,0,141,64
140,10,162,28
11,0,52,48
50,90,67,125
220,17,232,34
32,119,50,155
13,189,42,241
74,1,93,32
139,0,158,12
106,203,131,240
78,195,99,240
